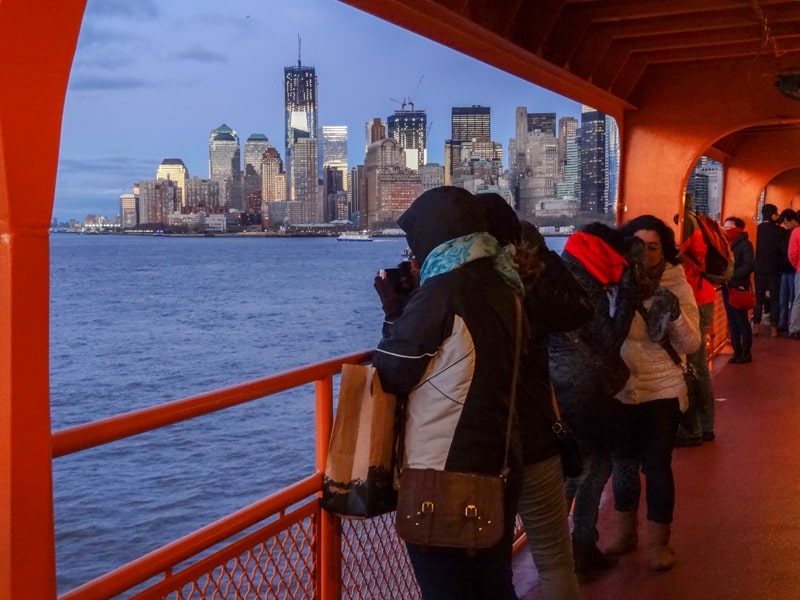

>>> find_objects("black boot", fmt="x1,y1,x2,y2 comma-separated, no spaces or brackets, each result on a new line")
738,348,752,363
573,537,618,583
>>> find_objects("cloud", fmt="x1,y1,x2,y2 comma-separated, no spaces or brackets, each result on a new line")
68,76,148,91
87,0,160,21
172,46,228,64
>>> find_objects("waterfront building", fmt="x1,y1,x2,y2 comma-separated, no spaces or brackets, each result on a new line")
322,125,348,192
184,177,220,211
365,118,386,154
527,112,557,135
557,116,578,178
350,164,367,228
365,137,422,228
556,135,581,202
445,105,492,184
580,106,606,214
119,193,138,229
323,165,345,223
605,115,620,216
290,135,322,223
243,134,271,209
387,108,427,171
208,124,242,210
156,159,189,209
138,179,179,225
516,130,559,219
419,163,445,192
261,146,286,214
284,54,318,200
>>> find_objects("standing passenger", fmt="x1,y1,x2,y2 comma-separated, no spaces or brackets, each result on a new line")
776,209,798,335
674,197,718,446
608,215,700,571
722,217,756,362
476,192,590,600
548,223,643,583
372,186,523,600
752,203,782,336
787,217,800,340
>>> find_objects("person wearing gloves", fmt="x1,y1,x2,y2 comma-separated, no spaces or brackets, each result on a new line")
372,186,524,600
605,215,701,572
548,222,646,583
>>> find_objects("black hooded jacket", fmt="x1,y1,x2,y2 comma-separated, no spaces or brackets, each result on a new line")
372,187,521,476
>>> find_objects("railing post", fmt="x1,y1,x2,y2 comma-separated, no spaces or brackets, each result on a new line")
315,376,342,600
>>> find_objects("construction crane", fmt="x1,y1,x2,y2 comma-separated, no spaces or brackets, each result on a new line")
390,77,424,112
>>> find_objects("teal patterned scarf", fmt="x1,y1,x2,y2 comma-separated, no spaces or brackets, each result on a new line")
419,232,524,297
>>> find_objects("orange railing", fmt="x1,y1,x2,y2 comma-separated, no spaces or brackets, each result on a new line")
52,350,420,600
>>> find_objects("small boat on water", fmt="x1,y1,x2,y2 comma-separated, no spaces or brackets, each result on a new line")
337,231,373,242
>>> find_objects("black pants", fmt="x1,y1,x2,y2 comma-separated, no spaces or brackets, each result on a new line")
612,398,681,524
753,272,780,325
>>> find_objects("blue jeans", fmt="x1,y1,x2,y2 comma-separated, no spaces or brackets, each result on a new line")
517,455,581,600
678,302,715,438
565,443,612,545
406,467,522,600
612,398,681,524
791,272,800,334
778,272,795,330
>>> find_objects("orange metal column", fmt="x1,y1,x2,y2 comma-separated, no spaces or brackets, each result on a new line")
0,1,86,598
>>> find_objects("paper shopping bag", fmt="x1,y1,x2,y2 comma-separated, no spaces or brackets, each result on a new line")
321,364,398,518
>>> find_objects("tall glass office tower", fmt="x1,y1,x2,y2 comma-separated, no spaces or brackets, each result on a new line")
388,109,427,171
284,54,318,201
208,124,241,209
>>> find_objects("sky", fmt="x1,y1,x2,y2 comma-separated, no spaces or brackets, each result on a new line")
54,0,582,221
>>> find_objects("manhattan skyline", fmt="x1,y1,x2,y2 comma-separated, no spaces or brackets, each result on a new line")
55,0,581,221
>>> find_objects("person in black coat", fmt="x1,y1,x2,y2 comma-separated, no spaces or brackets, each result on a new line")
722,216,756,363
476,192,591,598
752,203,782,336
547,223,646,582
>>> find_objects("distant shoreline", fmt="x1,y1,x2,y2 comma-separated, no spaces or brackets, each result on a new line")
50,230,569,238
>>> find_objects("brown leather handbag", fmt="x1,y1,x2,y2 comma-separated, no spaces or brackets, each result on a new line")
395,297,522,550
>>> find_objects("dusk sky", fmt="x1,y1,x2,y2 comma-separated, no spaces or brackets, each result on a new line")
55,0,582,221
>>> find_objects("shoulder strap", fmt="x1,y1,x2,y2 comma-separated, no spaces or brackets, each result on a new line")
636,304,684,368
502,295,523,478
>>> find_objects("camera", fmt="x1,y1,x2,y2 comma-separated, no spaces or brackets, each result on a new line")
379,262,416,295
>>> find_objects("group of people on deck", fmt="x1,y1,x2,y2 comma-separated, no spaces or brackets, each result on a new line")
371,185,750,600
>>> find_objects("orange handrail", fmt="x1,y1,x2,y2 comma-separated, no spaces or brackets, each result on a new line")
51,351,372,458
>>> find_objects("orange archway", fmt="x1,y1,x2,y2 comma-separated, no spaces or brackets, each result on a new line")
0,1,87,597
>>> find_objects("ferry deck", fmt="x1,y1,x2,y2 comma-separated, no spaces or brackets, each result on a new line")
3,1,800,598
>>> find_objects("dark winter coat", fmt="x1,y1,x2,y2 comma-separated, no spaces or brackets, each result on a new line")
373,187,521,476
548,233,639,450
754,220,783,276
517,248,592,465
728,232,755,289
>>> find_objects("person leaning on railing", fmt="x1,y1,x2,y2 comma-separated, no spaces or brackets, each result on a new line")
372,186,524,600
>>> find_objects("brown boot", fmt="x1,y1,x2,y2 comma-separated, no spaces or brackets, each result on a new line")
645,521,675,571
603,510,638,555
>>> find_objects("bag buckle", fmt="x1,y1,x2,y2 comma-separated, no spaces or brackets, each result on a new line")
420,500,435,514
464,504,478,518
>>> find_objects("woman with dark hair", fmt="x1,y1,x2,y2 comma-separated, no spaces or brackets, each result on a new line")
605,215,700,571
476,192,591,598
721,216,756,363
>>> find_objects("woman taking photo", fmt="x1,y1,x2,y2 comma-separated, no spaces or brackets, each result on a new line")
605,215,700,571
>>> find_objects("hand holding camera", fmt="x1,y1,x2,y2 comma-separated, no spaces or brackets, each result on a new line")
374,260,417,320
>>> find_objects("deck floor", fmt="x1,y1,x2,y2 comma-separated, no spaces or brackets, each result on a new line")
515,330,800,600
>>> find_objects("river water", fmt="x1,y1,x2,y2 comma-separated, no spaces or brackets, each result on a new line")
49,233,566,593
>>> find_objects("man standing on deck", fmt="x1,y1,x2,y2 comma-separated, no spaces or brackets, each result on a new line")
752,203,782,337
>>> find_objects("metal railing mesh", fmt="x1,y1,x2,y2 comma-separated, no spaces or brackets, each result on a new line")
341,512,421,599
131,504,318,600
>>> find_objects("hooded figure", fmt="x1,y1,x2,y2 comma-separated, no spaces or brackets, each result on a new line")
372,186,522,600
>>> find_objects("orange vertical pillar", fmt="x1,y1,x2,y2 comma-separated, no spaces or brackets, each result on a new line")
0,1,86,598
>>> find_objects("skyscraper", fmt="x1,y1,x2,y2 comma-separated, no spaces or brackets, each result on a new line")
450,106,491,143
579,106,606,214
208,124,241,209
156,159,189,209
527,112,557,136
284,49,318,201
243,134,271,207
388,109,427,171
322,126,348,191
366,118,386,152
